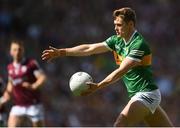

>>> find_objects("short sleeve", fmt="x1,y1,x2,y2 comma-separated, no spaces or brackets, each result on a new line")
105,35,117,51
30,59,43,77
127,40,150,62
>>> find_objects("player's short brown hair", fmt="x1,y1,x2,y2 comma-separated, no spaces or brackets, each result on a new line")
10,38,24,47
113,7,136,26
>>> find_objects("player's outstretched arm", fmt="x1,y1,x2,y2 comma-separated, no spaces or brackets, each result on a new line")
41,42,109,61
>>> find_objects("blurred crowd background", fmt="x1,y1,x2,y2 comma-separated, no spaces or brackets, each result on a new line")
0,0,180,126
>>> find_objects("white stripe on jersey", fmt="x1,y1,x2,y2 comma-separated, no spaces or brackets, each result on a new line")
129,50,144,56
129,53,144,56
130,50,144,53
126,56,141,62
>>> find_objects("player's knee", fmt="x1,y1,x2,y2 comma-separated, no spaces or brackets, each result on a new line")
113,114,128,127
32,121,44,127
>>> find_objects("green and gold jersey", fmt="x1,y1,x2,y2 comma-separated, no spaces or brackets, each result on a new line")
104,31,158,98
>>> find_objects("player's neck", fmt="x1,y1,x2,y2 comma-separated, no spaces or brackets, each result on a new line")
124,29,136,44
13,58,23,64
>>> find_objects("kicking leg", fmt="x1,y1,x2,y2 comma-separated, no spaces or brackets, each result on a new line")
32,120,44,127
144,105,173,127
114,99,150,127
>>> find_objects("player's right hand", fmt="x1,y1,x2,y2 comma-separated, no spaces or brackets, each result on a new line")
41,46,66,62
81,82,99,96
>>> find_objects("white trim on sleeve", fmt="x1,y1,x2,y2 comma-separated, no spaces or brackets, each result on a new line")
126,56,142,62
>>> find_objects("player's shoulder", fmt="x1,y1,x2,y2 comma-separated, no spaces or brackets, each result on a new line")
106,35,123,44
131,32,149,47
129,32,151,54
110,35,122,40
22,58,39,66
134,32,145,42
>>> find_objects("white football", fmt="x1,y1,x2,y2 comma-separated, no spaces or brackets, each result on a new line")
69,72,93,96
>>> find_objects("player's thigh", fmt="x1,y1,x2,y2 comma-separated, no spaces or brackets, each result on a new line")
144,105,173,127
115,99,150,126
8,114,24,127
26,104,45,126
8,105,26,127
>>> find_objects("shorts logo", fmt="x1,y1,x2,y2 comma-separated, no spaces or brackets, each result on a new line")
141,94,154,104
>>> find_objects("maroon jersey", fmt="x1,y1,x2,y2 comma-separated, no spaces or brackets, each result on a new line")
7,58,42,106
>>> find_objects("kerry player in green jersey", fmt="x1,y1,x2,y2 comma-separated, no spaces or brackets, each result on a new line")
41,7,173,127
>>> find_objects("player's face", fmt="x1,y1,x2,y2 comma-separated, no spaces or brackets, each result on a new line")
10,43,24,62
114,17,131,38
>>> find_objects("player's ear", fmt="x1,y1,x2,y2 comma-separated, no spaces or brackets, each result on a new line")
128,21,134,27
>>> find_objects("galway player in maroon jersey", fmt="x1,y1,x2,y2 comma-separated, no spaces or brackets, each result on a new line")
0,39,46,127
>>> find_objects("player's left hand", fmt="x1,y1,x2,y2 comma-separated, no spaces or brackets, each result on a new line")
81,82,99,96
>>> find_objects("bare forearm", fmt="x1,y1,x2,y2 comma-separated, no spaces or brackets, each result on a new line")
41,42,108,61
1,81,13,104
65,43,108,56
98,58,139,89
66,44,94,56
33,74,46,89
98,68,127,89
1,91,11,104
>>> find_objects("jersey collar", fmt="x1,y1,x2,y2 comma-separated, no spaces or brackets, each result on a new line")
13,57,26,67
123,30,137,45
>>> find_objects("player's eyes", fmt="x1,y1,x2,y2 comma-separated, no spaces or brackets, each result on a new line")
115,24,122,27
117,24,122,27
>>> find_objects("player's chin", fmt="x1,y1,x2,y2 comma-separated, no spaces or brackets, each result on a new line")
116,34,121,37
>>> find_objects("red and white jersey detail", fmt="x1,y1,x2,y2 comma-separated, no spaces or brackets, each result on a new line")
7,58,42,106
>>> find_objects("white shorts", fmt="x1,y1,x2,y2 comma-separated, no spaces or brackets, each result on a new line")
9,104,44,122
131,89,161,114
